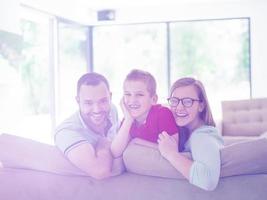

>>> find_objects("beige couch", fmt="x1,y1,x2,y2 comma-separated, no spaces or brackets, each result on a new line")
222,98,267,144
0,98,267,200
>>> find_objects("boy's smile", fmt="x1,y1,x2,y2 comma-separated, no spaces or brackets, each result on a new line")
123,80,157,122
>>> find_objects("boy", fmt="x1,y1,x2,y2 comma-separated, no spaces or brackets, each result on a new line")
111,69,178,156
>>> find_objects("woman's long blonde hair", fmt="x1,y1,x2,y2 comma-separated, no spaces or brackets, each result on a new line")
170,77,215,127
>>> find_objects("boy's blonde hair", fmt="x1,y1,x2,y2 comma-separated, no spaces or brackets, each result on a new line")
124,69,157,97
170,77,215,127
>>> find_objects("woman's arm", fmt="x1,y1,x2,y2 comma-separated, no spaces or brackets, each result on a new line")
188,132,221,191
158,132,193,179
158,130,222,191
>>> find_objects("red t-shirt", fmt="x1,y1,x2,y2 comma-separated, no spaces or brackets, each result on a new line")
129,104,178,143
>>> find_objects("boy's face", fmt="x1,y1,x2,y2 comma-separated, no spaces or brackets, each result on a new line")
123,80,157,122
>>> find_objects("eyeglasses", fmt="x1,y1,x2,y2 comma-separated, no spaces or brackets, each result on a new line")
167,97,201,108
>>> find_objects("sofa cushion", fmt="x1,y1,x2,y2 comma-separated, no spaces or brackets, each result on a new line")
0,134,124,177
123,143,191,179
220,137,267,177
222,98,267,137
260,131,267,139
223,136,256,146
1,133,267,180
123,138,267,179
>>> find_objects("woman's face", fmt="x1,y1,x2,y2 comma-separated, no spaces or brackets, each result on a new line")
170,85,204,131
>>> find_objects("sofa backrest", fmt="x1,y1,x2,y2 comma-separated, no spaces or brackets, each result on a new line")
222,98,267,136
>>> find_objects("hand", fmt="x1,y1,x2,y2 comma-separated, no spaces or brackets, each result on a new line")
96,137,111,151
97,147,111,157
158,132,178,160
96,139,112,159
120,98,134,122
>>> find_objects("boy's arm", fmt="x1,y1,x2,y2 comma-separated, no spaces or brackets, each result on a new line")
110,119,133,157
110,99,133,157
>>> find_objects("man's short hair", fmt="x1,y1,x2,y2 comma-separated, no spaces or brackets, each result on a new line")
77,72,110,95
124,69,156,96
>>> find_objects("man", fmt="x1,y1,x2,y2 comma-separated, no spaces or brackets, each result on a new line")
54,72,126,179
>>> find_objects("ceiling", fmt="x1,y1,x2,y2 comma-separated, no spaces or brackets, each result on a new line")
20,0,260,25
22,0,251,11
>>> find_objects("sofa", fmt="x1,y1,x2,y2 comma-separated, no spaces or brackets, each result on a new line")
0,98,267,200
222,97,267,142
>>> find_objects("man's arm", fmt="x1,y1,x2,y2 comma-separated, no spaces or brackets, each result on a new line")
66,142,113,180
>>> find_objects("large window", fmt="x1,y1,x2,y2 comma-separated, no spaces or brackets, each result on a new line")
1,6,250,143
170,18,250,118
0,8,89,144
93,18,250,120
93,24,168,108
0,11,52,143
57,21,89,124
0,30,23,137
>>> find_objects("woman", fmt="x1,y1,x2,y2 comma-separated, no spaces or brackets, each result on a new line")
158,77,224,191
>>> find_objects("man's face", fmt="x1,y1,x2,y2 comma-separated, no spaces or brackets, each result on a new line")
76,82,111,127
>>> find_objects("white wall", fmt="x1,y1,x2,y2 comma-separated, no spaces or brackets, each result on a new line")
0,0,20,34
249,3,267,98
21,0,96,25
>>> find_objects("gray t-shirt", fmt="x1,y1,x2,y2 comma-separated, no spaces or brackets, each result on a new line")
54,104,119,154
